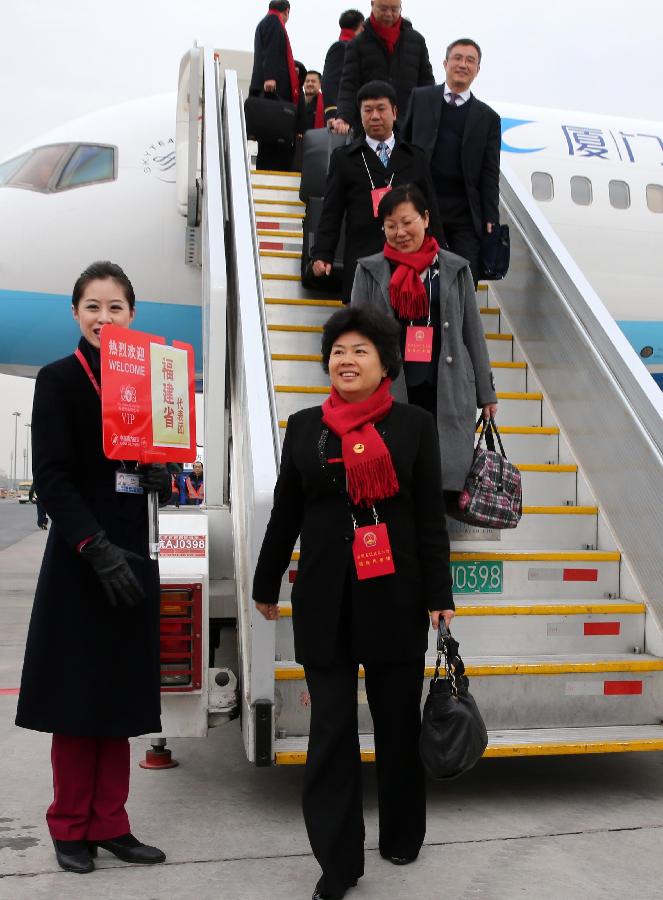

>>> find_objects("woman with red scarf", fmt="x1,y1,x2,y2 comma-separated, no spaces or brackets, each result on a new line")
253,305,454,900
351,184,498,511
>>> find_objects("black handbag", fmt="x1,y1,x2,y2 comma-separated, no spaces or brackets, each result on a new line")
244,93,297,143
419,624,488,780
479,224,510,280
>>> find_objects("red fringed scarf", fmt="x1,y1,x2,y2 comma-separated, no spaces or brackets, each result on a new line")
369,13,402,55
322,378,399,507
339,27,357,42
314,92,325,128
267,9,300,104
383,235,440,320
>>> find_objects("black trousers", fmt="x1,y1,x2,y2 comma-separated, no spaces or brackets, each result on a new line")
444,221,481,288
303,641,426,893
406,383,458,511
255,139,294,172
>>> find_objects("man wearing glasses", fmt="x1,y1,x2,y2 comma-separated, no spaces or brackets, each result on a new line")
331,1,434,135
402,39,501,285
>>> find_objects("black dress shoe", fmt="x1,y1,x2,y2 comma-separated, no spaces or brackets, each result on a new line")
88,833,166,864
52,839,95,874
381,852,418,865
312,876,357,899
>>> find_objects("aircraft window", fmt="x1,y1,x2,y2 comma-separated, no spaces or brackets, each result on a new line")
57,145,115,190
531,172,554,201
0,152,30,185
2,145,69,191
609,180,630,210
646,184,663,214
570,175,593,206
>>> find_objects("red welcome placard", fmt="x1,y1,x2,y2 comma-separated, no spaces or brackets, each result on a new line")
100,324,197,463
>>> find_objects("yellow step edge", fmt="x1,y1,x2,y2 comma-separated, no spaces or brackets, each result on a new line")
493,361,527,369
274,659,663,681
486,333,512,342
276,601,646,618
255,211,303,220
273,354,322,362
274,386,541,401
263,273,303,281
521,506,597,515
265,298,342,308
258,229,303,238
276,738,663,764
480,307,499,315
289,550,620,562
252,182,301,192
254,199,305,208
477,283,488,291
517,464,576,472
260,251,302,259
252,169,301,178
271,355,528,369
270,324,322,334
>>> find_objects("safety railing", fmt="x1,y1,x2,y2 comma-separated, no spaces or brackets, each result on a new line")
220,63,281,763
494,159,663,639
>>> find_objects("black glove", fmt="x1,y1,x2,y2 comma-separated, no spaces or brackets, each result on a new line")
137,464,172,505
81,531,145,608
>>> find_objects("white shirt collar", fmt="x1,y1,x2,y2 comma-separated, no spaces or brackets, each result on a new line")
444,84,471,105
365,133,396,154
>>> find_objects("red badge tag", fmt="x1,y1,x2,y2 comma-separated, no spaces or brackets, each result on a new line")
371,186,392,218
352,523,396,580
404,325,434,362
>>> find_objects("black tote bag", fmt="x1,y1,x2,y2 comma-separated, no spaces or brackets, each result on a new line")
244,93,297,143
419,624,488,780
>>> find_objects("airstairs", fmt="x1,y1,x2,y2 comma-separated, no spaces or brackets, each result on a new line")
214,57,663,765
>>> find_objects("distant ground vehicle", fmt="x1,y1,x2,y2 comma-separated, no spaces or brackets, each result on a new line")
17,481,33,503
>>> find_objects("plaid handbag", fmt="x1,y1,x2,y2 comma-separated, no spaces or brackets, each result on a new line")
451,416,522,529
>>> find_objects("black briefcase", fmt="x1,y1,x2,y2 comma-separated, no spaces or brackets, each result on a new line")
301,196,345,293
299,129,350,201
479,224,510,280
244,93,297,143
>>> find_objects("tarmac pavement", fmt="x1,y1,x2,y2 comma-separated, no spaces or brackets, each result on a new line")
2,519,663,899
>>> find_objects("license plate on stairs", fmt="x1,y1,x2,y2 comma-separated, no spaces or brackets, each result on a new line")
452,560,503,594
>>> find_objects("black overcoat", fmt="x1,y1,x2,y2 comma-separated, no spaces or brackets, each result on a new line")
321,39,349,121
311,137,444,302
335,18,434,129
252,402,454,667
248,13,306,133
15,338,161,737
402,85,501,236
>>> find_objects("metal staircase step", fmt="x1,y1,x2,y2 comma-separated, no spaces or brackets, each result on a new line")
251,169,301,183
518,464,578,506
273,724,663,764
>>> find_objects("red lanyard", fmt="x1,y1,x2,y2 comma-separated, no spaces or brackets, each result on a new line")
75,348,101,398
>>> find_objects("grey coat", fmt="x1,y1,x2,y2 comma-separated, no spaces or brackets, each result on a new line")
351,250,497,490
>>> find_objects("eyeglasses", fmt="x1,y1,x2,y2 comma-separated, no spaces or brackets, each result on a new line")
383,215,422,235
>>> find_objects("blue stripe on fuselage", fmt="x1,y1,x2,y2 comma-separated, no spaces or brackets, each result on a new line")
0,289,202,370
616,320,663,367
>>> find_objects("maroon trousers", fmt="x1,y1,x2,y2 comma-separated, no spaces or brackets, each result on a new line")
46,734,131,841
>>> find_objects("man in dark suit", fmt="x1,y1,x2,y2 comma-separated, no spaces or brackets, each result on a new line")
303,70,325,131
402,38,501,285
248,0,304,171
321,9,365,126
331,0,434,134
311,80,443,303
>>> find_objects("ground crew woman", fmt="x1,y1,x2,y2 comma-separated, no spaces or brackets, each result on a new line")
253,305,454,900
15,261,170,874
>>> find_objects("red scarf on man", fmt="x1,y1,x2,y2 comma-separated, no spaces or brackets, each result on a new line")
383,235,440,320
267,9,300,104
322,377,399,507
313,92,325,128
369,13,402,55
339,27,357,42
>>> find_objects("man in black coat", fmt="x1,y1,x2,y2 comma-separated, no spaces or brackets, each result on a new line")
310,81,443,303
332,1,434,134
402,38,501,285
249,0,304,171
321,9,365,125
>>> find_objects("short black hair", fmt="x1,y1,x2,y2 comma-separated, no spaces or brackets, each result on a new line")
377,183,429,222
339,9,364,30
357,80,397,109
269,1,290,12
321,306,402,380
446,38,482,62
306,70,322,81
72,261,136,309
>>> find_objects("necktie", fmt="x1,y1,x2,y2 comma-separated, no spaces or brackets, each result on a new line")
376,142,390,167
447,92,461,106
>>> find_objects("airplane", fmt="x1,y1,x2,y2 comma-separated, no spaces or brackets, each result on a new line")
1,69,662,383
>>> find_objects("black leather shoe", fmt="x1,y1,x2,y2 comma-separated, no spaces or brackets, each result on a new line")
381,852,418,865
88,833,166,864
312,876,357,899
52,839,95,874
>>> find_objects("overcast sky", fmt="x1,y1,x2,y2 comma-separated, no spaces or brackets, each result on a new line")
1,0,662,477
